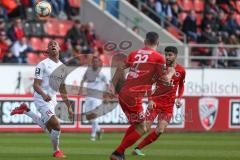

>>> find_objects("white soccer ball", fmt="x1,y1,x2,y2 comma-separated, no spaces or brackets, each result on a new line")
35,1,52,17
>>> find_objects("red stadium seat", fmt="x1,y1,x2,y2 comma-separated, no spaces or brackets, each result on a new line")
27,52,38,64
235,13,240,25
42,38,52,50
44,20,59,36
39,53,47,61
29,37,42,51
178,12,187,24
68,0,81,8
58,21,74,36
181,0,193,11
196,13,202,25
237,1,240,12
100,54,110,66
191,61,200,67
194,0,204,12
197,27,201,33
167,26,183,40
55,38,64,46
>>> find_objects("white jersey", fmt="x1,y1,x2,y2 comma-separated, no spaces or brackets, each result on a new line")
84,68,108,94
83,68,108,113
33,58,63,103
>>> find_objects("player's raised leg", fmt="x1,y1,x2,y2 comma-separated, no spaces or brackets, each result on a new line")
11,103,48,133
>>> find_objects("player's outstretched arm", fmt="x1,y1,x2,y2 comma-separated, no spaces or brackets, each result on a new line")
111,63,128,94
175,70,185,108
33,79,51,102
59,83,73,120
78,74,87,96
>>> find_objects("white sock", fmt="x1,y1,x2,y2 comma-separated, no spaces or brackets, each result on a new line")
91,120,100,138
25,111,49,133
50,129,60,152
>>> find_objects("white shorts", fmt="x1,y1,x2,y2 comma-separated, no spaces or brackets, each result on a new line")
83,97,102,113
34,99,57,124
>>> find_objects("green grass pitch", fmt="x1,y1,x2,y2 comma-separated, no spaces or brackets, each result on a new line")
0,132,240,160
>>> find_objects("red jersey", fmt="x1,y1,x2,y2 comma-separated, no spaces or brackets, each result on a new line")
119,47,165,106
152,63,185,107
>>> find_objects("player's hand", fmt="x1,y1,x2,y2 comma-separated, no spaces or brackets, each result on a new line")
108,87,116,99
175,98,183,108
148,100,156,110
67,107,74,121
42,94,51,102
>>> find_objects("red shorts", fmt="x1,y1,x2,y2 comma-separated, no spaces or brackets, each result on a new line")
119,98,145,125
145,104,173,123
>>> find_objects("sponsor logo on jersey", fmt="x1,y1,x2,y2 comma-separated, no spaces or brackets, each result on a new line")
199,97,218,130
175,72,180,77
35,68,41,76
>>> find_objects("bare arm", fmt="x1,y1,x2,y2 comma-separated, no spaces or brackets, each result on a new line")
79,74,87,95
59,83,71,108
111,63,128,94
33,78,51,101
59,82,73,120
175,71,186,108
177,79,185,99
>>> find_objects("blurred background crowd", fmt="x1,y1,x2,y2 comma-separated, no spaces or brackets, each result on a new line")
0,0,240,68
0,0,110,66
129,0,240,68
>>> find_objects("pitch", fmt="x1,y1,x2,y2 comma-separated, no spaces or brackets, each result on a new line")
0,132,240,160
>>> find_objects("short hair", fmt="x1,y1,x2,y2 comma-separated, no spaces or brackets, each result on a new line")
145,32,159,45
75,20,81,24
164,46,178,54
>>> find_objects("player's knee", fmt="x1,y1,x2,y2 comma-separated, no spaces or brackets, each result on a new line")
135,123,147,134
47,116,61,131
145,125,151,132
156,126,165,134
156,124,168,134
52,121,61,131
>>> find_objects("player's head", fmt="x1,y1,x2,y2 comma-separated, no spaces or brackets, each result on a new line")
144,32,159,48
92,56,102,70
47,40,60,59
74,20,81,29
164,46,178,66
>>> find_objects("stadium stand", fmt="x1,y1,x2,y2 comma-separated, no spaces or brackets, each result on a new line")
128,0,240,67
0,0,239,68
0,0,110,66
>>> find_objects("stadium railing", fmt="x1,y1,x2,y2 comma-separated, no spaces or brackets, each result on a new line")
188,44,240,68
157,43,240,68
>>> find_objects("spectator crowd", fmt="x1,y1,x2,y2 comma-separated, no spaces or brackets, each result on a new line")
128,0,240,68
0,0,108,66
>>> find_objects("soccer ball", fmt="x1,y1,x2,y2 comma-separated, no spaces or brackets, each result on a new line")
35,1,52,17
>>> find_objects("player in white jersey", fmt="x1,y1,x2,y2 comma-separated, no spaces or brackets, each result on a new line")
11,40,73,158
80,56,109,141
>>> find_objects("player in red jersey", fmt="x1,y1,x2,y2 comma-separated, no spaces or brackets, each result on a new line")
132,46,186,156
110,32,175,160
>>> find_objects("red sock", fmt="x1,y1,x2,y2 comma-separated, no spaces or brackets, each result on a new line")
137,131,160,149
116,129,142,154
121,125,135,142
